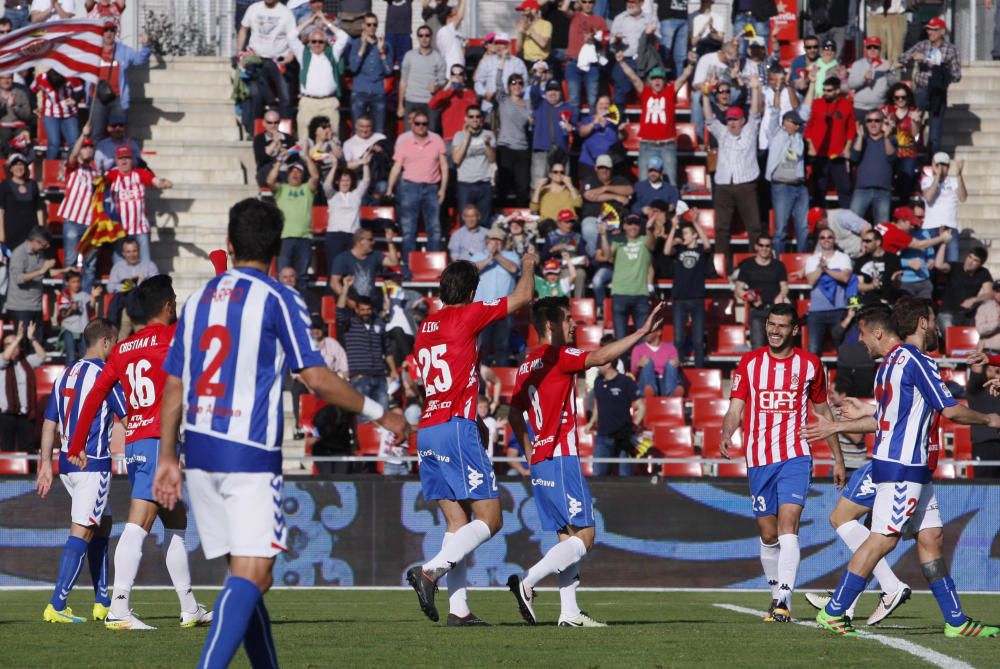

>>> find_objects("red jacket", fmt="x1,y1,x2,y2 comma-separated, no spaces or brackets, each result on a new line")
805,95,856,158
429,86,478,142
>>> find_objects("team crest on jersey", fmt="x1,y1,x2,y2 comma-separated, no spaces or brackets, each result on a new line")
566,348,584,357
790,374,800,389
482,299,501,306
731,373,742,393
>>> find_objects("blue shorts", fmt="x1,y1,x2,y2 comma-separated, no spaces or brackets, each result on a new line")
747,455,811,517
125,438,160,502
840,462,876,509
530,456,594,532
417,418,498,501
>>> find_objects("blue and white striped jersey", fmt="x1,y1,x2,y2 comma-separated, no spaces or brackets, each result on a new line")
871,344,957,484
44,358,127,474
163,267,325,474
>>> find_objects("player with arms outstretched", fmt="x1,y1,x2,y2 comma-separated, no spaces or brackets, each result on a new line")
810,298,1000,637
406,255,537,626
68,276,210,631
721,302,846,623
507,297,666,627
36,318,125,623
153,199,408,668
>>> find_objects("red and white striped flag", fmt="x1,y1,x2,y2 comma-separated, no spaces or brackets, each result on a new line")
0,18,104,83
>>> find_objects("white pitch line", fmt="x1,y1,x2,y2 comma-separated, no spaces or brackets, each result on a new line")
715,604,974,669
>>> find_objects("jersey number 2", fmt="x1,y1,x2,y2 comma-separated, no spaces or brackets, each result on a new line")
196,326,231,398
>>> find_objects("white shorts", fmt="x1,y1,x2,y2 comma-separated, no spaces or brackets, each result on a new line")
870,480,943,537
60,471,111,527
185,470,288,560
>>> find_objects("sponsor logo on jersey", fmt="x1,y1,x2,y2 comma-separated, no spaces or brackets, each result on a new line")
758,390,797,411
418,449,450,463
566,348,585,357
858,475,876,497
201,286,246,304
531,478,556,488
483,299,501,306
467,466,484,491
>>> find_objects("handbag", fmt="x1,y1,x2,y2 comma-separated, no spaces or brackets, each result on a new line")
96,79,117,105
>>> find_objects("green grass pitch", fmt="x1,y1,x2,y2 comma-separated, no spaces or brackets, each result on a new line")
5,589,999,668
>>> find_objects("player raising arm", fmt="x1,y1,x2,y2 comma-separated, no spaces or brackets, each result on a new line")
153,199,407,668
406,253,537,626
506,297,666,627
720,302,846,624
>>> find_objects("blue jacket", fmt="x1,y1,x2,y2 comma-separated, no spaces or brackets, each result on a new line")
531,100,572,153
348,39,393,95
97,42,152,110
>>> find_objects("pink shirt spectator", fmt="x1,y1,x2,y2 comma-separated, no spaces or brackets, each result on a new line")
630,341,679,377
392,131,447,185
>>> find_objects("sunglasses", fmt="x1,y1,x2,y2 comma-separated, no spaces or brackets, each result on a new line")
818,235,834,240
894,95,908,100
757,243,772,248
823,88,836,93
510,80,524,86
364,21,378,27
861,237,876,242
580,0,594,3
109,123,125,127
805,45,819,50
466,114,481,119
412,120,428,126
866,118,883,123
551,169,565,174
418,32,431,37
264,120,278,125
866,45,880,50
717,88,730,94
309,40,326,44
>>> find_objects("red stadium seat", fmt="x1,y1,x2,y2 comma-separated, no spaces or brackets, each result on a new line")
694,208,715,240
683,368,722,398
701,430,743,459
42,159,65,192
945,424,972,460
661,462,703,477
781,253,811,280
676,82,690,109
355,423,381,456
778,39,805,68
299,394,328,431
944,327,979,357
491,367,518,401
408,252,448,283
682,165,710,195
675,122,699,152
933,462,958,479
713,324,748,355
653,425,693,452
717,461,749,477
692,397,729,429
707,253,727,284
0,453,29,475
574,324,604,350
621,122,640,152
35,365,65,397
569,298,597,325
311,205,328,235
321,295,337,324
645,397,685,427
424,296,444,315
361,205,396,223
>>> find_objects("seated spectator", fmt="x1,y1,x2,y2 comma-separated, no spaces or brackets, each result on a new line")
809,38,844,96
734,234,789,349
805,76,854,209
56,271,98,366
600,213,654,341
529,79,572,188
804,228,853,355
253,109,294,187
238,0,297,119
493,73,533,207
0,321,47,452
854,229,902,307
974,281,1000,351
277,266,297,289
107,236,159,294
921,152,965,263
0,74,32,153
530,161,581,222
89,25,152,142
31,68,82,160
452,104,496,223
94,113,143,172
348,13,394,134
514,0,552,70
476,394,502,454
936,246,993,329
30,0,74,23
291,24,351,144
0,153,45,253
535,256,577,298
633,157,680,216
504,214,538,256
58,131,99,291
474,33,528,117
847,36,897,123
882,82,921,204
267,151,320,294
336,274,396,415
578,95,624,184
342,115,390,200
472,227,521,365
966,356,1000,478
581,154,634,255
850,109,896,225
448,204,489,260
586,359,643,477
323,157,371,266
398,25,446,131
544,210,587,296
329,228,400,301
429,63,478,146
664,215,712,367
630,327,680,397
9,228,64,342
307,115,343,187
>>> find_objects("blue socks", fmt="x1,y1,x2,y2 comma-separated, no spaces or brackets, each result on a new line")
929,576,968,626
198,577,262,669
50,536,88,609
88,535,111,606
824,570,868,617
244,598,279,669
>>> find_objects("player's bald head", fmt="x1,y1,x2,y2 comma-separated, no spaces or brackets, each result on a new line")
229,198,283,265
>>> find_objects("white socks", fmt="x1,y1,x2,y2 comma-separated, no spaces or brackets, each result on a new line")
110,523,147,617
522,536,588,589
760,540,780,600
836,520,901,594
441,532,470,617
164,529,198,614
558,563,582,619
423,520,491,576
776,534,800,607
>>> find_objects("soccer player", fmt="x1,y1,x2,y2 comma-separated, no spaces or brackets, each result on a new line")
812,298,1000,638
36,319,125,624
804,306,912,625
720,302,847,623
68,276,211,631
406,254,537,626
152,199,408,668
507,297,666,627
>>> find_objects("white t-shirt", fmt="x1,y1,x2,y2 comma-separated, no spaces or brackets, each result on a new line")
804,250,852,274
693,51,730,88
920,174,960,231
436,22,465,72
241,1,298,59
343,132,387,162
30,0,75,19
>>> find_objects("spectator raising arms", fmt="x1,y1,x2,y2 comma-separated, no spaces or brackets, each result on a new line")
322,157,371,267
267,151,320,294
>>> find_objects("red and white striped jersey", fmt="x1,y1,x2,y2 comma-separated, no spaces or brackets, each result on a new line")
730,347,828,468
30,72,83,118
57,160,97,226
107,167,156,235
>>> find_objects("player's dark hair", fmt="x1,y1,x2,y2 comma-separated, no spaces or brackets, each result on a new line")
439,260,480,305
134,275,175,325
891,297,934,340
766,302,798,326
229,198,283,264
970,246,988,263
856,304,894,334
83,318,116,348
532,296,570,336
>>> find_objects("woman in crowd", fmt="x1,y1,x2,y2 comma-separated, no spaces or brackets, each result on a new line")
322,154,371,270
882,82,922,205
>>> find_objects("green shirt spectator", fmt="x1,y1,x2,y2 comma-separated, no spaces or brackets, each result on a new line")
267,152,320,293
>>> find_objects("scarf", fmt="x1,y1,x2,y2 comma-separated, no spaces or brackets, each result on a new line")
5,357,37,417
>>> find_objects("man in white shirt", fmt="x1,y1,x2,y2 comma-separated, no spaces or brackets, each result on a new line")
343,115,389,197
290,25,351,143
436,0,467,72
691,39,738,137
473,33,528,114
237,0,298,118
29,0,74,23
921,151,966,263
609,0,648,109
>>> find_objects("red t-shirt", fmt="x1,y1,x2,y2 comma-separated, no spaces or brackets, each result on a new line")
874,222,912,255
428,87,479,142
511,344,589,465
567,14,609,60
639,84,677,142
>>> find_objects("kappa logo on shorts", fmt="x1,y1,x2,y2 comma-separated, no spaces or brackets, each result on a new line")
567,495,582,518
859,475,876,497
467,466,484,492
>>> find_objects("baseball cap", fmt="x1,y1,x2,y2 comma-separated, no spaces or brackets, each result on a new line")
623,213,643,226
493,32,511,44
516,0,540,11
821,38,837,50
864,36,882,48
748,36,766,47
81,138,95,147
807,207,826,230
933,151,951,165
487,227,507,241
594,154,613,169
108,112,127,126
287,161,305,172
544,79,561,92
725,106,745,121
484,32,496,43
675,200,690,217
115,145,133,158
6,152,27,166
647,156,664,171
893,206,921,227
543,258,562,274
532,60,549,71
782,109,804,125
647,66,667,80
926,17,946,31
557,209,577,222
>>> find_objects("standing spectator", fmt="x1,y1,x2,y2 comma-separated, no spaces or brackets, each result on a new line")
514,0,552,70
758,65,801,158
106,146,172,264
0,154,44,253
447,204,489,260
253,109,294,187
530,163,582,221
664,215,711,367
897,17,960,158
921,152,965,263
966,355,1000,478
866,0,907,62
790,35,822,93
335,275,395,411
882,82,922,204
93,114,142,173
577,95,623,183
0,73,31,152
429,64,479,145
587,360,644,477
87,0,126,26
342,115,390,198
540,0,571,65
88,25,152,142
805,76,854,208
106,237,158,294
385,0,416,65
850,110,896,225
290,24,351,144
474,33,528,116
267,152,320,294
704,74,763,270
731,0,776,59
7,227,58,340
600,213,654,340
471,228,521,365
529,79,572,188
765,102,813,254
347,12,394,134
0,321,46,452
295,0,336,35
935,247,993,329
581,154,634,254
398,26,447,131
808,39,843,97
451,104,496,223
565,0,608,117
493,73,533,207
322,158,371,266
616,56,694,185
386,109,447,266
237,0,298,119
656,0,690,78
734,234,789,349
633,157,680,216
55,271,95,367
975,284,1000,352
338,0,372,37
608,0,648,109
57,130,99,291
329,228,400,300
803,228,852,355
306,116,343,187
31,69,82,160
434,0,467,72
29,0,74,23
854,229,902,306
631,326,680,397
692,39,738,138
847,36,896,123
